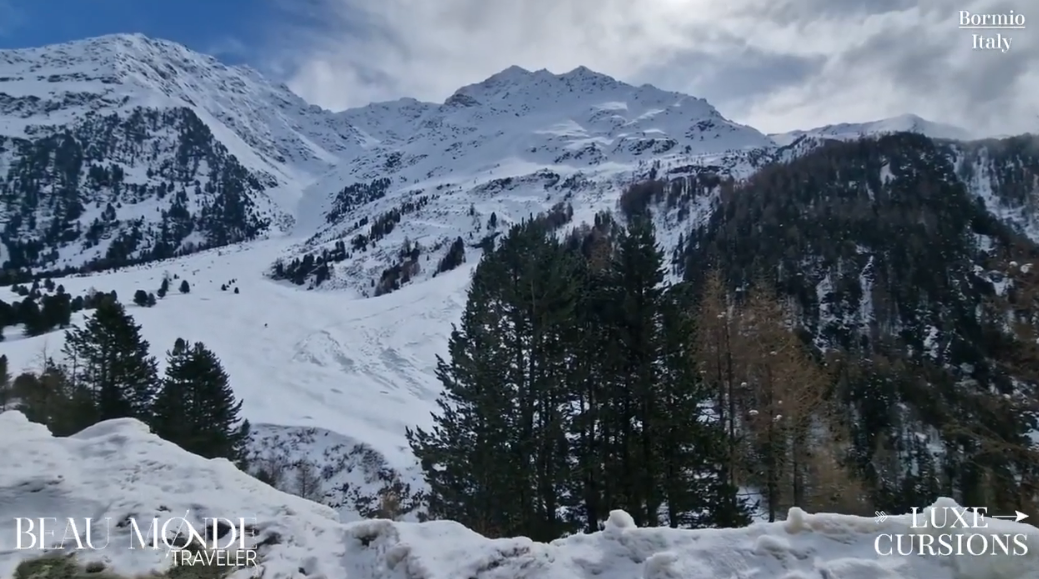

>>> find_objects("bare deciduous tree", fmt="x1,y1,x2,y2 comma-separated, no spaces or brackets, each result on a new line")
734,283,832,519
694,271,743,491
293,459,324,502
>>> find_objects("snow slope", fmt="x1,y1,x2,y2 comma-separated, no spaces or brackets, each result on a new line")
285,65,777,293
770,113,973,146
0,34,370,273
1,410,1036,579
1,35,778,280
0,33,360,184
0,235,470,471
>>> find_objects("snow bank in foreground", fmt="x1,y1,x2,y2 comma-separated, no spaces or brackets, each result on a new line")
1,410,1037,579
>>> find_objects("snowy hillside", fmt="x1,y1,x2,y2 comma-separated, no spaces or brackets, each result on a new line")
0,238,465,470
0,34,363,274
2,409,1036,579
6,34,1039,537
0,33,358,182
281,66,778,294
770,113,973,146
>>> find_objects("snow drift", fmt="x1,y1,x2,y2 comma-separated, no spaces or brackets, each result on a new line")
0,410,1036,579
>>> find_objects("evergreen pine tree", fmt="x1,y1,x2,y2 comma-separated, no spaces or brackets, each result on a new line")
0,354,10,411
133,290,149,307
151,339,251,466
406,259,512,535
408,221,582,540
492,221,582,540
11,361,96,436
20,298,47,337
564,228,616,532
62,299,159,422
150,338,190,444
39,294,67,331
607,215,666,525
55,293,72,328
179,280,190,294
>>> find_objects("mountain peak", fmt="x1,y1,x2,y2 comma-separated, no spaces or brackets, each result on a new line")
0,32,365,184
447,65,638,107
6,32,203,65
494,64,535,79
560,65,612,81
890,113,925,123
770,114,973,145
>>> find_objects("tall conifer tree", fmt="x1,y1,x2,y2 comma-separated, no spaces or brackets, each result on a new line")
407,250,512,535
151,339,251,466
606,216,666,524
63,298,158,421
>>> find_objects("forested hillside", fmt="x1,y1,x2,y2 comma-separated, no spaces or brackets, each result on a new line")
407,134,1039,543
0,106,281,281
683,133,1039,516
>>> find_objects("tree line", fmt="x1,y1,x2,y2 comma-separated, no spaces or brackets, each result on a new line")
0,295,249,465
0,275,193,340
407,211,866,541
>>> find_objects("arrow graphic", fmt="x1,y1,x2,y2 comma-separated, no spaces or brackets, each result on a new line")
991,511,1029,522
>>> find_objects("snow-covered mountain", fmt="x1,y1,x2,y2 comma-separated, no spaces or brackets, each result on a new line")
2,410,1036,579
0,34,364,274
6,34,1039,533
0,33,786,287
0,33,359,182
4,34,993,297
770,113,973,146
285,65,778,294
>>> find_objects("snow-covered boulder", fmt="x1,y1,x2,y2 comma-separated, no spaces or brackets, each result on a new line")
1,410,1037,579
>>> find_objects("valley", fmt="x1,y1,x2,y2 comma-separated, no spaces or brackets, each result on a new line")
0,34,1038,578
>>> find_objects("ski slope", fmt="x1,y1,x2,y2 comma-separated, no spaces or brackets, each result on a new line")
1,410,1036,579
0,235,471,470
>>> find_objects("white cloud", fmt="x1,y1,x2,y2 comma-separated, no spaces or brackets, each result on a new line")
265,0,1039,136
205,37,249,60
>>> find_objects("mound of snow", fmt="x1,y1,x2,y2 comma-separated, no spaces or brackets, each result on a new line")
2,411,1037,579
0,410,345,578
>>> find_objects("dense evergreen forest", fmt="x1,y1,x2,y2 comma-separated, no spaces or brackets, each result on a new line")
0,106,276,283
410,134,1039,541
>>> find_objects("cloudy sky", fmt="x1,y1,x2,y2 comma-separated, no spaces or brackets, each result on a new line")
1,0,1035,135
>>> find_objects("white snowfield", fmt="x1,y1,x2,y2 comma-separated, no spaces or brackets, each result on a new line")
1,410,1037,579
0,237,471,472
